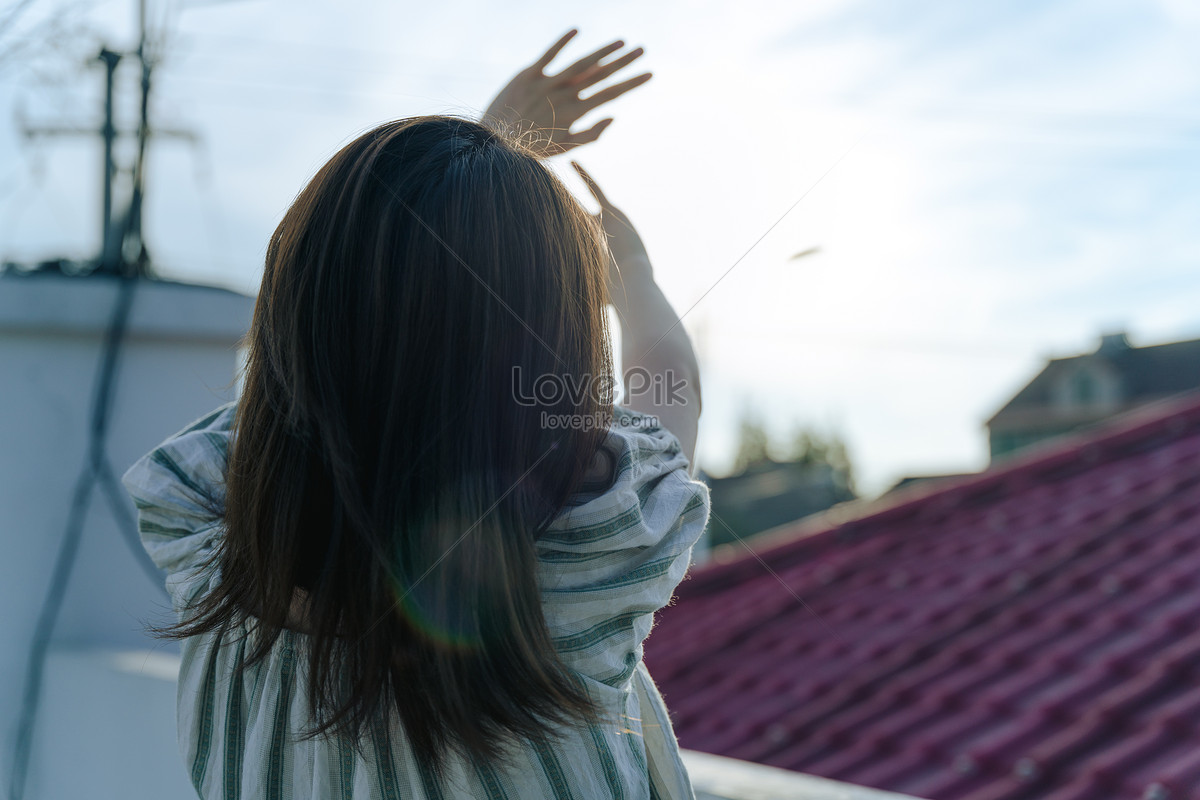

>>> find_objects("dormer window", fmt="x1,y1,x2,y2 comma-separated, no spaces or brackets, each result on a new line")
1072,370,1097,406
1055,361,1120,411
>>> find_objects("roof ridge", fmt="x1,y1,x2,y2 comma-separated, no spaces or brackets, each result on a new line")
1122,335,1200,353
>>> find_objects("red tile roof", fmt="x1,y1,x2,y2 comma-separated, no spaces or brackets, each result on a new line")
645,391,1200,800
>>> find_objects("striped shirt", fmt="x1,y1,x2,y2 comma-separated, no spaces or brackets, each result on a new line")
121,402,711,800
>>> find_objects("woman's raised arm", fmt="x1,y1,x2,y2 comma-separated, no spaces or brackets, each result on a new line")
572,162,702,471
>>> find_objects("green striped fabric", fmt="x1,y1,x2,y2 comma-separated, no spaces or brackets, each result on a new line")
123,402,709,800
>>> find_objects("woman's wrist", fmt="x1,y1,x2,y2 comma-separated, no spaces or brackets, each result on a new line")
608,255,653,301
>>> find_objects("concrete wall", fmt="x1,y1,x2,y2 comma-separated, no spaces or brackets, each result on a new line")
0,270,253,798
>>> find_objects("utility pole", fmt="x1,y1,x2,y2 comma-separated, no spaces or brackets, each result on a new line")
17,2,197,276
98,47,121,272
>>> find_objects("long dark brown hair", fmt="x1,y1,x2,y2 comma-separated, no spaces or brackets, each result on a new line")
166,116,615,772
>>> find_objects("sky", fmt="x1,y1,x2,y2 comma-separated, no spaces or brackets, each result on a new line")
2,0,1199,496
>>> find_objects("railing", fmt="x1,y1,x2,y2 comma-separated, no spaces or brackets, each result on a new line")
682,750,925,800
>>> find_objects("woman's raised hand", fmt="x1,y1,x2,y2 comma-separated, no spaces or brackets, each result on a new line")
484,30,651,157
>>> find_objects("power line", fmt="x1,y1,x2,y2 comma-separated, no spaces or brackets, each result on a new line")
0,0,109,73
710,330,1040,359
176,29,509,72
163,71,471,106
161,43,489,84
0,0,40,41
8,2,186,796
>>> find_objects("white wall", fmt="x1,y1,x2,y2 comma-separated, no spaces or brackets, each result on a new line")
0,270,253,798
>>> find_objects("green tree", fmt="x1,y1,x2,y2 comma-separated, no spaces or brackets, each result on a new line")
732,408,771,472
783,424,856,495
729,407,856,493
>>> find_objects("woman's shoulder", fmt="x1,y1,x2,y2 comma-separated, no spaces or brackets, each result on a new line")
567,404,693,503
121,400,238,608
608,404,684,449
547,404,708,543
121,399,236,532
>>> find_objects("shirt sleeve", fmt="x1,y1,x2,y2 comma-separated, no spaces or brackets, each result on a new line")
120,401,237,612
536,407,711,695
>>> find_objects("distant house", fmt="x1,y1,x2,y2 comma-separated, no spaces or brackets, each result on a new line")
703,459,856,551
645,391,1200,800
987,332,1200,460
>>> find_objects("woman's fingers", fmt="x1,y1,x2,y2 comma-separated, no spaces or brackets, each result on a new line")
564,118,613,148
564,46,645,89
531,29,578,72
553,40,626,82
581,72,652,111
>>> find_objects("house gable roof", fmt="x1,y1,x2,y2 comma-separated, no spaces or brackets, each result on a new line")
987,336,1200,427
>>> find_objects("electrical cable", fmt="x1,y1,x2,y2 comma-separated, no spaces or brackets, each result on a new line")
8,271,138,800
97,455,169,593
0,0,38,41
